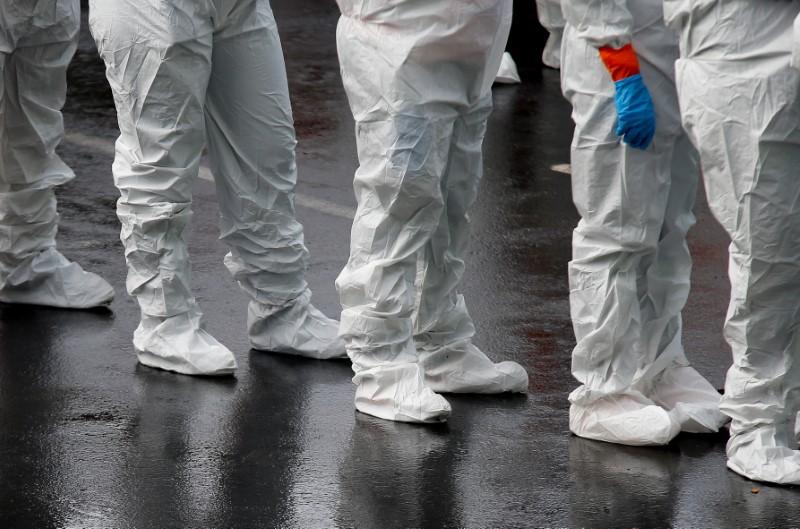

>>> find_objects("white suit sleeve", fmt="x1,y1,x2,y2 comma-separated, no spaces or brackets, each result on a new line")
561,0,634,49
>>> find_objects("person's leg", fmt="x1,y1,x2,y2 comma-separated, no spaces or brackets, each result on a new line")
335,0,513,423
414,96,528,394
536,0,564,69
90,0,235,375
643,132,727,434
203,0,344,360
0,4,113,309
335,8,455,422
625,9,727,434
676,0,800,485
562,2,723,445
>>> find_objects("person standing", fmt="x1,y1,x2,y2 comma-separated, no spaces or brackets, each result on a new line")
561,0,727,445
0,0,114,309
334,0,529,424
666,0,800,485
89,0,345,376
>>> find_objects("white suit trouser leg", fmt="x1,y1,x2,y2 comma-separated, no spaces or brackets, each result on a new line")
536,0,564,69
675,0,800,485
337,107,457,423
0,40,74,275
414,103,528,394
336,0,514,422
92,0,339,373
563,7,725,446
0,21,113,308
202,9,344,360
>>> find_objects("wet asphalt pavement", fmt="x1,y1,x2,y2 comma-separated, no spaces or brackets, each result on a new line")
1,1,798,528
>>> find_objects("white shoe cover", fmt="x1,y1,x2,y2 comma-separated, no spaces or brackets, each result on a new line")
353,363,451,424
495,52,521,84
0,248,114,309
248,290,347,360
648,365,728,434
134,310,237,376
569,393,682,446
417,339,528,394
726,425,800,485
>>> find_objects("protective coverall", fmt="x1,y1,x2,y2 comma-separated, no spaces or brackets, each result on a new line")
336,0,529,424
537,0,565,69
89,0,345,376
666,0,800,485
0,0,114,309
562,0,727,445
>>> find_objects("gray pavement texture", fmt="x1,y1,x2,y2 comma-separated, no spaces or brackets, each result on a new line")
1,1,798,528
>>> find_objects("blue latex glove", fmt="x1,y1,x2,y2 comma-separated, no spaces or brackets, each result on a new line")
613,74,656,150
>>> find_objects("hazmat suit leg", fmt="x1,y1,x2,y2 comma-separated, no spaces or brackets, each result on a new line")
414,101,528,395
336,0,516,423
335,102,456,423
670,0,800,485
563,2,725,447
536,0,565,69
201,2,345,360
90,2,236,376
0,1,113,309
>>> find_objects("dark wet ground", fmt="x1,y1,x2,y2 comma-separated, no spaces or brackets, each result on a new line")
1,1,797,528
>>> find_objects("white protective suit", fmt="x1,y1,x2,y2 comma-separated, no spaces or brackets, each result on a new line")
89,0,345,376
562,0,727,445
336,0,529,424
665,0,800,485
0,0,114,309
536,0,565,69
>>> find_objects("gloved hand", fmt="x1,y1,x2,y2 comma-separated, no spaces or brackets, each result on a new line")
599,44,656,150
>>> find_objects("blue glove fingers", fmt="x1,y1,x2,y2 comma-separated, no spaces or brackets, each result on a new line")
613,74,656,150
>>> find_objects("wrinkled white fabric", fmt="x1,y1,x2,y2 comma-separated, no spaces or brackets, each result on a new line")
249,289,345,360
336,0,528,424
135,308,237,376
667,0,800,485
536,0,565,69
562,0,726,446
90,0,344,375
570,393,682,447
794,14,800,71
0,0,113,309
561,0,633,49
495,51,521,84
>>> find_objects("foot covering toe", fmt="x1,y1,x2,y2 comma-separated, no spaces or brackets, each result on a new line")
726,426,800,485
418,340,528,394
249,292,347,360
353,362,451,424
569,394,681,446
0,249,114,309
135,310,237,376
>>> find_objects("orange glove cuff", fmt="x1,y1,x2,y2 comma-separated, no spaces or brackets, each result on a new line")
599,43,641,82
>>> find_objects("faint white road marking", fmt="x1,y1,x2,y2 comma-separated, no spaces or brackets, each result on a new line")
550,163,571,175
64,132,356,220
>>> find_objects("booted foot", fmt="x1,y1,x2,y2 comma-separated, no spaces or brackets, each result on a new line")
0,248,114,309
417,339,528,394
727,425,800,485
249,290,346,360
135,309,237,376
569,392,681,446
648,365,728,433
353,362,451,424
